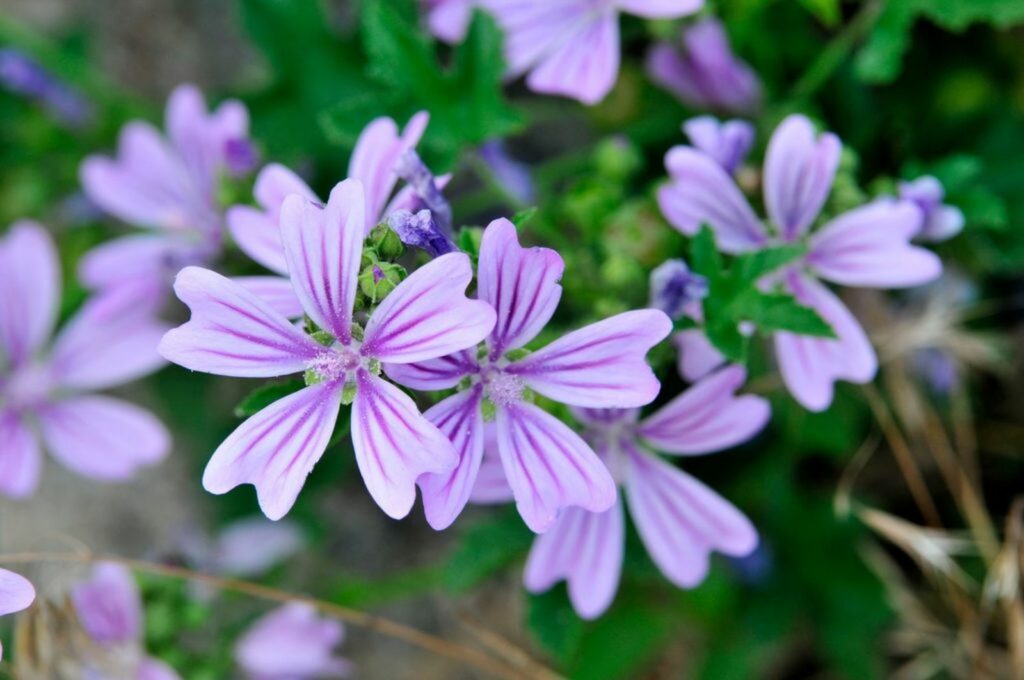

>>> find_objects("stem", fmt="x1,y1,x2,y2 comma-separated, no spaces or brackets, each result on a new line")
790,0,885,100
0,551,554,680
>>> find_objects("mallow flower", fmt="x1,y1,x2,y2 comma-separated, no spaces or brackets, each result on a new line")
899,176,965,243
480,0,704,105
235,603,351,679
387,218,673,533
0,222,171,498
658,114,942,411
71,563,181,679
0,568,35,660
79,84,250,298
423,0,474,43
159,179,496,520
682,116,754,176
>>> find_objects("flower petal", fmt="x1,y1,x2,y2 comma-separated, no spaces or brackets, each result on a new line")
37,396,170,481
138,658,183,680
763,114,841,241
0,411,41,499
495,401,616,533
212,517,305,576
279,179,365,343
625,447,757,588
480,0,588,77
383,350,479,391
77,233,195,293
0,221,60,366
71,562,142,644
682,116,755,175
507,310,671,408
658,146,767,253
233,276,306,319
469,428,515,504
362,252,496,363
418,386,485,530
638,365,770,455
476,218,564,357
166,84,248,196
235,603,350,679
774,271,877,412
673,329,726,382
203,382,342,521
616,0,703,17
427,0,474,43
351,370,458,519
160,266,321,377
525,10,620,105
808,200,941,288
349,112,429,230
0,568,35,616
523,500,624,619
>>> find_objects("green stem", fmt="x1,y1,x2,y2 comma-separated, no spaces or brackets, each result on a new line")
790,0,886,100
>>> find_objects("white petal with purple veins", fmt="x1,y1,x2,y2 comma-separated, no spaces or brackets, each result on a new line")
418,387,485,530
383,350,479,391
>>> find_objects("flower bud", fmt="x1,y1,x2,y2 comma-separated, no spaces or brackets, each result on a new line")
359,261,406,304
368,224,405,260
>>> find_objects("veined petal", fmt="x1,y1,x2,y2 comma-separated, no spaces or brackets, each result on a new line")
625,446,757,588
233,276,306,319
37,397,170,481
658,147,766,253
70,562,142,644
203,382,342,521
526,9,620,105
495,401,616,533
0,411,42,499
523,500,625,619
77,233,200,294
352,370,457,519
280,180,366,343
0,221,60,367
469,429,515,504
507,310,671,408
362,253,496,364
477,218,564,357
159,267,321,377
808,200,941,288
418,387,485,530
763,115,841,241
383,350,479,391
774,271,877,412
638,365,770,455
349,112,429,230
167,84,249,196
479,0,589,77
0,568,35,616
673,329,726,382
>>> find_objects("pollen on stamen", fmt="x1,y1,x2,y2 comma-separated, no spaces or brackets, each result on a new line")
486,371,525,407
306,350,359,384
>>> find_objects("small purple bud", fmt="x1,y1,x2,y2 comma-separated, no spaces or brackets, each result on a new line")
387,209,457,258
395,149,453,236
224,137,258,177
899,176,964,243
478,140,536,204
683,116,755,175
372,265,385,284
649,259,709,320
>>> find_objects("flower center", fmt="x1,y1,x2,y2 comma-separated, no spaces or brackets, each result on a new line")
1,361,53,411
483,368,525,407
306,346,362,384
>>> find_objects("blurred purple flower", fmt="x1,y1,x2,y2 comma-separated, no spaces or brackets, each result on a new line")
479,140,536,205
395,148,453,235
424,0,474,43
0,222,171,499
683,116,754,175
899,176,965,243
160,179,495,520
659,115,943,411
179,516,305,578
236,603,351,680
387,218,672,533
481,0,704,105
79,84,250,298
647,17,762,115
649,258,708,320
0,48,94,128
0,568,35,661
386,209,457,257
505,366,768,618
912,347,960,395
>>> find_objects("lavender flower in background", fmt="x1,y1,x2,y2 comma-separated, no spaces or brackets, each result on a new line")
476,365,768,619
647,18,762,115
683,116,755,175
478,140,536,205
649,258,708,320
160,179,496,520
236,603,351,680
424,0,474,43
899,176,965,242
71,563,181,679
0,222,171,499
481,0,704,105
0,568,35,661
178,516,305,578
659,114,943,411
0,48,94,128
387,218,672,533
79,84,250,298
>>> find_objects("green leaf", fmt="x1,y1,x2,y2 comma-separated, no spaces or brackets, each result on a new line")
234,380,306,418
442,509,532,592
732,292,835,337
527,588,585,666
734,244,806,285
798,0,840,27
688,225,723,281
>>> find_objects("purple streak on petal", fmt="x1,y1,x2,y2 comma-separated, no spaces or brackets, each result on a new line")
236,603,350,679
233,276,306,319
479,140,536,204
673,329,726,382
808,200,941,288
350,370,458,519
523,500,625,619
349,112,429,232
418,386,485,530
394,149,452,236
159,267,321,377
899,176,964,243
507,310,671,408
638,365,770,455
0,568,34,617
203,382,342,521
658,146,767,253
774,270,876,412
0,221,60,367
71,562,142,645
386,209,457,257
211,517,305,577
383,350,479,391
763,115,841,242
280,180,366,344
624,446,757,588
0,410,42,498
525,8,620,105
426,0,474,43
469,427,515,504
682,116,754,175
649,258,708,320
362,252,496,364
494,401,616,533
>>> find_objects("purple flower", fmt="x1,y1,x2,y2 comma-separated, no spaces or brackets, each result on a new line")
485,366,767,618
899,176,965,243
0,222,171,498
386,209,457,257
481,0,704,105
659,115,943,411
71,563,181,679
179,516,305,578
160,179,496,520
649,258,708,319
0,568,35,661
395,149,453,236
647,17,762,115
424,0,475,43
79,84,250,297
387,218,672,532
478,140,536,205
682,116,754,175
236,603,351,680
